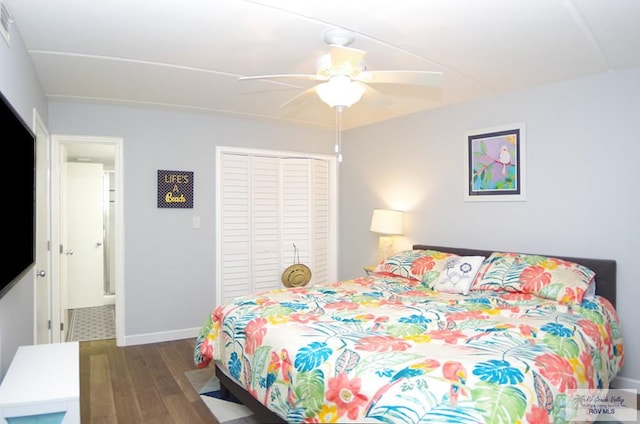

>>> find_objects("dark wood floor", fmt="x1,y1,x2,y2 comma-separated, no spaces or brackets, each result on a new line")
82,338,640,423
80,338,218,424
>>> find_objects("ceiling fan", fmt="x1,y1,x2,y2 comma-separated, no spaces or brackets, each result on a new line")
239,29,443,161
239,28,444,110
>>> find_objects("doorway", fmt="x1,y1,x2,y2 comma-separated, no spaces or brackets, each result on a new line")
51,135,124,345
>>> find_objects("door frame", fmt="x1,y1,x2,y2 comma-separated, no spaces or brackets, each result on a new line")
32,109,51,344
51,135,125,345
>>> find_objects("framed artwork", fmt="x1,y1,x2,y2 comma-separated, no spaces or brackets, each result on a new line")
464,123,526,202
157,170,194,208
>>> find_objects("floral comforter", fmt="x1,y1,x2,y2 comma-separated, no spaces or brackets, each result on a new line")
194,274,623,423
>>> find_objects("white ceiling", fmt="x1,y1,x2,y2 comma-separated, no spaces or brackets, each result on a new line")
5,0,640,133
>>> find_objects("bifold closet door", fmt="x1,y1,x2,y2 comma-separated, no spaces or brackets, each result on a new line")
218,152,332,304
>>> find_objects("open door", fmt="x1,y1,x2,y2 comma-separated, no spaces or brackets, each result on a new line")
33,111,51,344
64,162,105,309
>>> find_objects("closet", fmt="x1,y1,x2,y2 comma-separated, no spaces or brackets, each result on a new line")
216,148,337,305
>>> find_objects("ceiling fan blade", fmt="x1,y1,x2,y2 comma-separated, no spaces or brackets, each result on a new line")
327,45,366,75
363,80,443,102
358,85,394,109
239,73,325,82
356,70,443,87
280,86,319,109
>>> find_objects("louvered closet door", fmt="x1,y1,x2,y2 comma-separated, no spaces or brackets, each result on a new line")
281,158,330,286
281,159,311,282
219,153,251,303
218,150,334,304
252,156,281,293
311,159,330,284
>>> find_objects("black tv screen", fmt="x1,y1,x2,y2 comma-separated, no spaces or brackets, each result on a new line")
1,90,36,299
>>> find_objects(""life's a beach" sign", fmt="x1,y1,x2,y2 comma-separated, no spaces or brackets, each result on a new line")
157,170,194,208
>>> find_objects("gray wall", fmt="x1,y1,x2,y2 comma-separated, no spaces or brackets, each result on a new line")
48,103,334,339
0,23,48,377
339,67,640,386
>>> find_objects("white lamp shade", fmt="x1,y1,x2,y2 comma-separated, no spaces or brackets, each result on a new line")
370,209,404,235
316,75,366,108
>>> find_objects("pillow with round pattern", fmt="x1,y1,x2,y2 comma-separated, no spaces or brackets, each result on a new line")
429,256,485,295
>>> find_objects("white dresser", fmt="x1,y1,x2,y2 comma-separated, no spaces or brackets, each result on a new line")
0,342,79,423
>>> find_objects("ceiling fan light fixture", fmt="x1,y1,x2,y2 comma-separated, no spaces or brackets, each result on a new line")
316,76,365,108
323,28,355,47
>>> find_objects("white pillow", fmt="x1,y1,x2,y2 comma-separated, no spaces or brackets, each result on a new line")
430,256,485,295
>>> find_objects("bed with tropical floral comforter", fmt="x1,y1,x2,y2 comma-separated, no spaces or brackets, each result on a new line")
194,249,624,423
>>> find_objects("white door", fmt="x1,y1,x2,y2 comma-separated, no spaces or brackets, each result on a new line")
34,112,51,344
65,162,105,309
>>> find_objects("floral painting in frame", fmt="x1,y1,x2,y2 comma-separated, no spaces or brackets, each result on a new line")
464,122,526,201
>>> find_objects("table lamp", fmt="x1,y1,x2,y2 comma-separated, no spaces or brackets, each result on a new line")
370,208,404,263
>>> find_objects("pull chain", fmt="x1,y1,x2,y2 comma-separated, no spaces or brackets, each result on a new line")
335,106,344,163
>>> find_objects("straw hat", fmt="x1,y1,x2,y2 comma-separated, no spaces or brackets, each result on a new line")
281,263,312,288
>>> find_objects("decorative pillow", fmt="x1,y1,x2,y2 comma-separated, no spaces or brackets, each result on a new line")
471,252,596,304
584,279,597,300
429,256,485,295
375,249,457,283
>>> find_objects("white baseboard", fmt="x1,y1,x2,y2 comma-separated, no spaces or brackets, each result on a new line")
122,327,201,346
611,375,640,391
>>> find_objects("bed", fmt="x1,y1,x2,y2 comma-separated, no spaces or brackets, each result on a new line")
194,245,623,423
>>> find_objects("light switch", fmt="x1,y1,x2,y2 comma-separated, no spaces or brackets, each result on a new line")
192,216,201,229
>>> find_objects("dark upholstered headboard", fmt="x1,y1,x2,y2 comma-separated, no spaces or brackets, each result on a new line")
413,245,617,307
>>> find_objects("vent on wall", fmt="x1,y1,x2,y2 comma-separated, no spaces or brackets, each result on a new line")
0,0,12,46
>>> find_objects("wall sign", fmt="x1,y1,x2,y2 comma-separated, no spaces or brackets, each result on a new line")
157,170,194,208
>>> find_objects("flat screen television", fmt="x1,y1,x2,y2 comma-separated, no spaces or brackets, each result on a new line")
0,90,36,299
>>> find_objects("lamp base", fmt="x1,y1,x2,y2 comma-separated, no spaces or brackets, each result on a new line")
377,236,395,264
